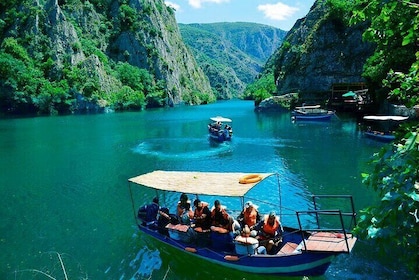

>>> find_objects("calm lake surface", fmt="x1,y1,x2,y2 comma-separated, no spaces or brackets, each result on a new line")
0,100,402,279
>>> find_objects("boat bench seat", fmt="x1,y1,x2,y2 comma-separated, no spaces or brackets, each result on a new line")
166,223,193,242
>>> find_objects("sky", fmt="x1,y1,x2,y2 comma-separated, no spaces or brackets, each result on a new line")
165,0,316,31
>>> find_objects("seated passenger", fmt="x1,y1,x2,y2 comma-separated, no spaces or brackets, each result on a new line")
177,193,189,217
176,193,194,224
179,201,194,225
254,211,283,254
137,197,160,229
157,207,171,236
210,200,233,233
236,201,261,237
193,199,211,232
234,225,266,255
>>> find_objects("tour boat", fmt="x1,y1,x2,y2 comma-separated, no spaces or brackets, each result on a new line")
207,116,233,141
363,115,409,142
291,105,335,121
128,171,357,276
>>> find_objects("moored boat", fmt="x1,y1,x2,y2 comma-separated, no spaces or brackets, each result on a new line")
128,171,357,276
362,115,409,142
208,116,233,141
291,105,335,121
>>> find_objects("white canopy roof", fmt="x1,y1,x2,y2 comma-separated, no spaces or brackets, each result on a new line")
295,105,321,109
128,170,274,197
210,116,232,123
363,115,409,121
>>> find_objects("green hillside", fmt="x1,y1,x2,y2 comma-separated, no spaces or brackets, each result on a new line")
0,0,214,115
179,22,286,99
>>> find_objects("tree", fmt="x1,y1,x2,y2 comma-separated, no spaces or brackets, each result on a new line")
347,0,419,276
243,72,276,105
350,0,418,101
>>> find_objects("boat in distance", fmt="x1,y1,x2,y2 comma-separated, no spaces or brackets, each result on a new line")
207,116,233,142
128,170,357,276
291,105,335,121
363,115,409,142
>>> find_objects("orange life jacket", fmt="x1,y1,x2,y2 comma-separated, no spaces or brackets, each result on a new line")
194,205,208,218
243,208,258,227
262,216,280,236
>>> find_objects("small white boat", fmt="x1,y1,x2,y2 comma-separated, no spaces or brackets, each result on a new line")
291,105,335,121
128,171,357,276
208,116,233,141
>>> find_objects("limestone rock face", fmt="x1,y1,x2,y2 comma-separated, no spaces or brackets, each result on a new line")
256,93,299,112
271,1,374,97
110,0,214,105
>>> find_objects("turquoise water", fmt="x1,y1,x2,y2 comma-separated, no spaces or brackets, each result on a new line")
0,100,401,279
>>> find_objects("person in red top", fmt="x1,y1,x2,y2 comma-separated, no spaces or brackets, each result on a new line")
254,211,283,254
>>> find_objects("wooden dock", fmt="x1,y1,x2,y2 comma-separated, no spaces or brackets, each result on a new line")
302,232,357,253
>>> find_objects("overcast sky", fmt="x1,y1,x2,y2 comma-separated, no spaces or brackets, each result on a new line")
165,0,316,31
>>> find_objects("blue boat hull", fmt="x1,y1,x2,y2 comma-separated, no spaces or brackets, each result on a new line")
364,131,395,142
292,113,334,121
139,225,336,276
208,129,232,142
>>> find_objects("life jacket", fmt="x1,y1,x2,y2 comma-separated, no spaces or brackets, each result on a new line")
261,215,280,237
243,208,259,227
194,205,211,229
211,207,229,226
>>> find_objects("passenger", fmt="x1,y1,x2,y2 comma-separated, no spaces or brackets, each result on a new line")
177,193,189,217
254,211,283,254
179,201,194,225
193,199,211,232
236,201,261,237
210,200,233,233
157,207,171,236
236,225,267,255
137,197,160,229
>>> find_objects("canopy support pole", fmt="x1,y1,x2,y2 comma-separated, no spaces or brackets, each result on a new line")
128,181,139,226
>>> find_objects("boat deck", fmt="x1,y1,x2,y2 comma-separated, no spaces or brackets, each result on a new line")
302,232,357,253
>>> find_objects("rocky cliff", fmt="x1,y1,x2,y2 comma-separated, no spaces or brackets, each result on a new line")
0,0,213,114
108,0,214,105
270,0,374,100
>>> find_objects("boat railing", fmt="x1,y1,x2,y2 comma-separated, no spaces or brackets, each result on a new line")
311,195,357,229
295,195,357,254
295,209,354,253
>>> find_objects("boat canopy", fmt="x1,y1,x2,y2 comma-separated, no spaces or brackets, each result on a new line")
295,105,321,109
210,116,232,123
363,115,409,121
342,91,356,98
128,170,274,197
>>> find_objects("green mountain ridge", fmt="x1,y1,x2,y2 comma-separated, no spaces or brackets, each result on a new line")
179,22,286,99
